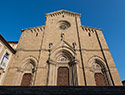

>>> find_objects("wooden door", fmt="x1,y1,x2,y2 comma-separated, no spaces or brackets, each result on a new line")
95,73,106,86
57,67,69,86
21,73,32,86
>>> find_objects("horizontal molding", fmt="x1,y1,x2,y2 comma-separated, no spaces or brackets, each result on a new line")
16,48,110,52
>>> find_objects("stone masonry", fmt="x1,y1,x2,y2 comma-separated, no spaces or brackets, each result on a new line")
2,10,122,86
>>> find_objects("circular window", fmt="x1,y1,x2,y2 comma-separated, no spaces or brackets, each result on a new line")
58,21,71,30
60,24,67,30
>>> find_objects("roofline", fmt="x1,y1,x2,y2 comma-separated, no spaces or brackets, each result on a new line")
81,25,102,31
0,34,16,54
8,41,18,44
45,10,81,17
21,25,45,32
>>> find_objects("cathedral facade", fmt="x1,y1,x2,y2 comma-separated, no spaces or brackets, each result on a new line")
1,10,122,86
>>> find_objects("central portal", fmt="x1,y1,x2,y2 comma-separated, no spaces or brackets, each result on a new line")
57,67,69,86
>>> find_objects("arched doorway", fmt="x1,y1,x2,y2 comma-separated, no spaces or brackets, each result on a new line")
47,49,78,86
21,73,32,86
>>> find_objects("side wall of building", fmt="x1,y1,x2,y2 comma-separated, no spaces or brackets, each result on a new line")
0,40,14,85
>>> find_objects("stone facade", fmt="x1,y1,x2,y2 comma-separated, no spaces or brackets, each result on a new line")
1,10,122,86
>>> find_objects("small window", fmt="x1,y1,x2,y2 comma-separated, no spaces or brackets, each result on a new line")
62,15,64,18
88,33,91,36
82,27,84,31
36,33,38,36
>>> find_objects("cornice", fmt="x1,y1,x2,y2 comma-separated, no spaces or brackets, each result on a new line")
81,26,102,31
21,26,45,32
45,10,81,17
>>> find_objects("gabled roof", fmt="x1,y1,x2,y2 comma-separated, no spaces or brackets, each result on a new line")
45,10,81,17
0,34,16,54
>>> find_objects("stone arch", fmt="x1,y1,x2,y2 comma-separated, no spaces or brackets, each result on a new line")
20,56,37,68
52,49,74,62
47,48,78,86
51,40,75,55
88,56,110,86
50,44,76,62
87,55,106,68
19,56,37,86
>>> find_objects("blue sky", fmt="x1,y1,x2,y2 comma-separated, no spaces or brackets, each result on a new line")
0,0,125,81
